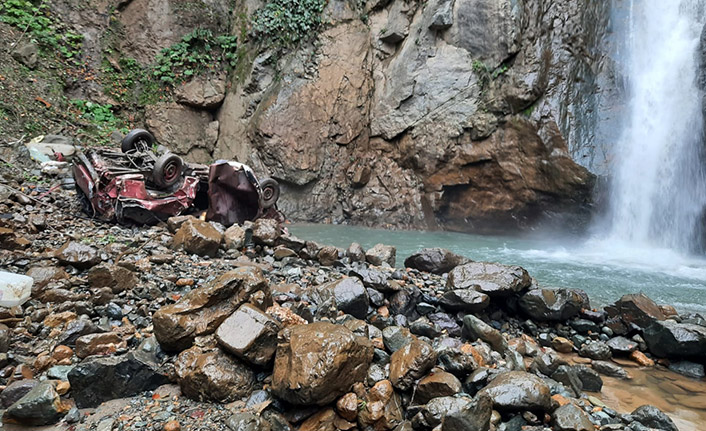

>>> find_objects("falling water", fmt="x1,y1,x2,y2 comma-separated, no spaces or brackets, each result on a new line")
606,0,706,253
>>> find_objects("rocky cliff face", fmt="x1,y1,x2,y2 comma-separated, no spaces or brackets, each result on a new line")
216,0,608,232
43,0,611,232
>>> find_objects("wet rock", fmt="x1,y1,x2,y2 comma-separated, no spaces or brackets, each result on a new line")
668,361,705,379
606,336,638,355
579,341,612,360
551,337,574,353
389,339,437,391
25,266,69,292
350,267,392,292
629,350,655,367
56,241,100,269
409,316,442,338
569,319,599,334
87,264,137,294
347,243,366,262
336,393,358,422
439,289,490,312
389,287,421,317
224,225,246,250
325,277,370,319
382,326,415,353
174,346,255,402
551,365,583,395
226,412,272,431
358,380,403,430
3,381,68,425
68,350,168,408
631,405,678,431
572,365,603,391
446,262,531,296
298,408,348,431
75,332,126,358
479,371,551,412
1,379,38,408
643,319,706,359
552,403,594,431
518,288,589,321
366,243,396,267
404,248,469,274
418,394,492,431
436,343,479,376
272,322,373,405
317,246,340,266
252,218,281,246
172,219,223,257
57,316,100,346
215,303,280,366
613,293,666,329
414,370,462,404
592,361,629,379
154,267,271,351
463,315,507,354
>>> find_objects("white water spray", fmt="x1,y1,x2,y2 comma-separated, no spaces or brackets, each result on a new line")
606,0,706,253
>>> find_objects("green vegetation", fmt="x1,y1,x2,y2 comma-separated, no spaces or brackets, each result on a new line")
70,100,119,125
251,0,326,49
101,57,163,106
0,0,83,61
152,28,238,85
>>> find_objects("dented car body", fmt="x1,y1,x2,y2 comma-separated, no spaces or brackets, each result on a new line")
72,129,282,226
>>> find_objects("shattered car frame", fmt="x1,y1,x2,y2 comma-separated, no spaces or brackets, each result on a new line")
72,129,282,226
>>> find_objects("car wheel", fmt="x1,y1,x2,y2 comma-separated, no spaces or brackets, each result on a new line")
75,186,94,217
152,153,184,189
259,178,280,208
121,129,155,153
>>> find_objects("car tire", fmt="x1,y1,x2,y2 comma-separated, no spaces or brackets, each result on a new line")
121,129,155,153
152,153,184,189
259,178,280,208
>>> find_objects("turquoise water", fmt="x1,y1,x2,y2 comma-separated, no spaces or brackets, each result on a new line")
288,224,706,315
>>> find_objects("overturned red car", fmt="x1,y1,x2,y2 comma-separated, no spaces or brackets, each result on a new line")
72,129,282,226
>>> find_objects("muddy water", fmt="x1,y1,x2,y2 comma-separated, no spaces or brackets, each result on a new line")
566,356,706,431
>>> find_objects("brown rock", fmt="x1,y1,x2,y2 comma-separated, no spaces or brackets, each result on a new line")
51,346,73,362
25,266,68,294
174,346,255,403
358,380,403,431
317,246,340,266
414,370,462,404
252,218,281,246
336,393,359,422
614,293,666,329
175,73,227,109
75,332,126,358
167,215,194,233
224,225,246,250
389,339,437,391
171,219,223,257
273,247,297,260
55,381,70,396
272,322,374,406
299,408,339,431
216,304,280,366
43,311,77,328
630,350,655,367
164,420,181,431
267,303,308,327
87,264,137,294
552,337,574,353
479,371,552,412
154,267,271,352
56,241,100,269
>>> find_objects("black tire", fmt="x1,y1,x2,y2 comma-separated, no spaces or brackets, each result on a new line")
121,129,155,153
259,178,280,208
152,153,184,189
75,185,95,217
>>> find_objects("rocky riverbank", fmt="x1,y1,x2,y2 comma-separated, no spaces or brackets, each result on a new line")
0,148,705,431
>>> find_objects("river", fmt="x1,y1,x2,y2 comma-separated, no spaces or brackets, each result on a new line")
289,224,706,315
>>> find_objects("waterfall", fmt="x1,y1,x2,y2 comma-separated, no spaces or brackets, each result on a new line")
605,0,706,253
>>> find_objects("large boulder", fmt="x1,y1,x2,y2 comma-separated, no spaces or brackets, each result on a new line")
552,403,594,431
2,381,69,426
366,243,397,266
313,277,370,319
174,346,255,402
478,371,551,412
417,394,493,431
272,322,373,405
175,73,227,109
153,267,271,351
446,262,531,296
643,320,706,358
463,315,507,354
215,304,280,366
631,405,679,431
612,293,666,329
68,351,168,408
389,339,437,391
145,103,219,163
518,288,589,321
358,380,404,431
404,248,469,274
439,289,490,312
171,219,223,257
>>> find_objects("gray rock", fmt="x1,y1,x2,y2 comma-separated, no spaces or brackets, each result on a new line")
175,73,227,109
57,317,101,346
224,225,246,250
518,288,589,321
216,304,280,366
347,242,366,262
56,241,100,269
46,365,74,381
3,381,65,425
68,351,168,408
606,336,638,354
404,248,469,274
551,365,583,395
330,277,370,319
11,42,38,68
668,361,705,379
572,365,603,391
227,412,272,431
419,394,491,430
428,0,454,31
1,379,39,408
529,350,567,376
643,319,706,358
479,371,552,412
569,319,599,334
350,267,391,292
631,405,679,431
409,316,443,338
463,314,507,354
366,243,397,266
592,361,629,380
552,403,594,431
440,289,490,312
447,262,531,297
579,341,612,360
